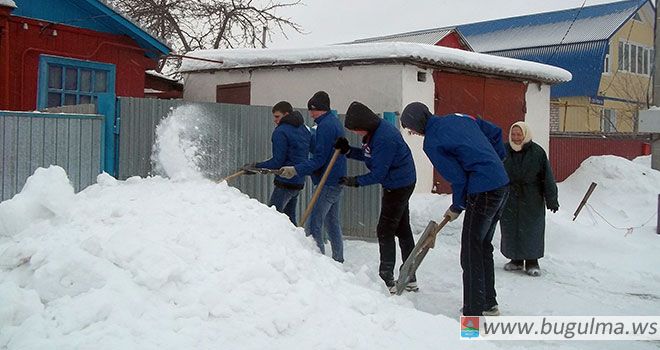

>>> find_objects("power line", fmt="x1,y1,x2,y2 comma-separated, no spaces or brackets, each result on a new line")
547,0,588,65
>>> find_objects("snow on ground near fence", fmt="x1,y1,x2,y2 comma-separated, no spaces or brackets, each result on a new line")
0,105,657,349
343,154,660,350
0,169,498,349
180,42,572,84
0,108,495,349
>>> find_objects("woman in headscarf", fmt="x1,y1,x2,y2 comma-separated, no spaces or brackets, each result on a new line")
500,121,559,277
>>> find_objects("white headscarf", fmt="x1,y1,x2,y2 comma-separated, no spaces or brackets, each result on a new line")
509,121,533,152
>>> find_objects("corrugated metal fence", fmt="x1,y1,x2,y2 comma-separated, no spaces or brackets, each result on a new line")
117,97,381,239
0,110,104,201
549,132,652,181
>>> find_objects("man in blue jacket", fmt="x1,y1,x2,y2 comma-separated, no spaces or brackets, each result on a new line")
334,101,417,294
243,101,311,224
401,102,509,317
280,91,347,263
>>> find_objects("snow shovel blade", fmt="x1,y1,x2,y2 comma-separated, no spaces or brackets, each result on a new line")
255,168,283,175
395,220,438,295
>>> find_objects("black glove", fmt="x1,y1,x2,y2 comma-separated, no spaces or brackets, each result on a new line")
240,163,258,175
334,137,350,154
549,206,559,213
339,176,359,187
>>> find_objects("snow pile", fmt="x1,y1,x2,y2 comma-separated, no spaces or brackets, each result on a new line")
559,155,660,228
632,154,652,168
0,167,75,237
0,108,495,349
180,42,572,84
0,169,491,349
0,0,17,8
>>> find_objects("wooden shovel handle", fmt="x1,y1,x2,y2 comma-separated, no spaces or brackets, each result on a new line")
424,216,451,249
220,170,246,183
298,149,342,227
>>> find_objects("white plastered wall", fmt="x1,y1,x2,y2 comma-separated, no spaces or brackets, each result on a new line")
524,82,551,153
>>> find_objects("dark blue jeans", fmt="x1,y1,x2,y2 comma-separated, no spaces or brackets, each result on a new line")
269,186,300,225
461,185,509,316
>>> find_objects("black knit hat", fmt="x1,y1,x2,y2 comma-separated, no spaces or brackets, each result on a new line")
307,91,330,111
345,101,381,132
401,102,432,135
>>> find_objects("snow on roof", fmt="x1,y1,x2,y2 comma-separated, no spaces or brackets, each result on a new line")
350,28,455,45
0,0,17,8
146,70,181,83
180,42,571,84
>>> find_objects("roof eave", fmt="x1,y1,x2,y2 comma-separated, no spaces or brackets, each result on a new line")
181,57,567,85
84,0,171,57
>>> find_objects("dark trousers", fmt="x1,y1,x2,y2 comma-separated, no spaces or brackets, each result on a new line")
461,185,509,316
377,183,416,283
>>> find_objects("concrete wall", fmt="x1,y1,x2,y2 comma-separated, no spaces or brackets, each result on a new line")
524,82,551,152
400,66,435,193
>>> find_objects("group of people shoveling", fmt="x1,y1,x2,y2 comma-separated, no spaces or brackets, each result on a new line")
238,91,558,317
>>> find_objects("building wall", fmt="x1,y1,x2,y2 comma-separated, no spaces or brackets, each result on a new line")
3,15,156,111
400,66,435,193
524,82,551,152
556,4,654,133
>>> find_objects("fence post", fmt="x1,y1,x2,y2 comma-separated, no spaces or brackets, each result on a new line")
383,111,397,126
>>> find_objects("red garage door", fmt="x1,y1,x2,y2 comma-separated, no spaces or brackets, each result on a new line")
432,71,527,193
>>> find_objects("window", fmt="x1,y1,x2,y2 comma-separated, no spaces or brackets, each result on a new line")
603,54,610,73
617,42,653,75
633,12,642,22
601,109,617,132
42,62,111,108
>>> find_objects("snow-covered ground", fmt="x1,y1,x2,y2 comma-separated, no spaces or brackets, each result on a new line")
1,107,658,349
345,154,660,350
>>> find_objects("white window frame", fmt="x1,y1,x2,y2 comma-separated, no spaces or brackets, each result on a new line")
601,109,617,132
603,53,611,74
618,41,653,76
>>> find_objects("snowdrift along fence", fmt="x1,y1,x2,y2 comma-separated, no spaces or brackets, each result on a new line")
117,97,381,239
0,110,104,201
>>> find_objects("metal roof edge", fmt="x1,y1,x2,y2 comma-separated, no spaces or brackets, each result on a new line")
84,0,171,56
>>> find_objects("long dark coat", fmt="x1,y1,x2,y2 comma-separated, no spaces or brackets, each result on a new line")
500,141,558,260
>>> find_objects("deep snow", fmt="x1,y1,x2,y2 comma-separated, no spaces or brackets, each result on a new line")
343,155,660,350
1,104,658,349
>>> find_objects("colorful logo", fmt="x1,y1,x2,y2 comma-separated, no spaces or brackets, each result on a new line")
461,316,480,339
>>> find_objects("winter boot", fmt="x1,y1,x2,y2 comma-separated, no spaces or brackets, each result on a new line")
482,305,501,316
504,260,524,271
405,280,419,292
525,260,541,277
385,280,397,294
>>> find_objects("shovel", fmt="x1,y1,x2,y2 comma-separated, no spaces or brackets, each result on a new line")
394,216,451,295
298,149,342,228
219,167,283,183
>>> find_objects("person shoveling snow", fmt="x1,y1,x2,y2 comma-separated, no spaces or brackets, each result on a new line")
401,102,509,317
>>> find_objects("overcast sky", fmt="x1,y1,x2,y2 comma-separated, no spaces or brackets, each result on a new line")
268,0,638,48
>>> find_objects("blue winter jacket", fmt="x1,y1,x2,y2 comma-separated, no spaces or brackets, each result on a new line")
346,119,416,190
423,113,509,210
256,111,311,189
294,111,347,185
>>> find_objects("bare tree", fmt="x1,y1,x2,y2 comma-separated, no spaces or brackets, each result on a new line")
110,0,303,72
